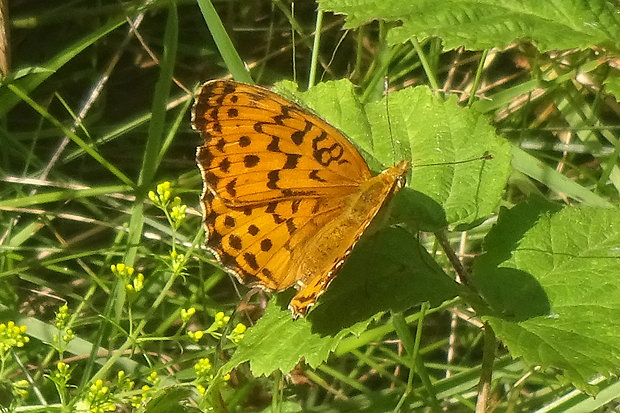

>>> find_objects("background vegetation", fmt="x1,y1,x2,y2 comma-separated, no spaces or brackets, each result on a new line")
1,0,619,411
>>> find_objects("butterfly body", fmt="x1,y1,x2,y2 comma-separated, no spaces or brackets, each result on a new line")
192,80,409,317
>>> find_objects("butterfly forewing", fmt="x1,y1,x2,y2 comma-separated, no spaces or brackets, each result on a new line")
193,80,373,206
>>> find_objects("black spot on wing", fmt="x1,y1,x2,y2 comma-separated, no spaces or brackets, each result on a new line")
244,155,260,167
207,228,222,245
260,239,273,252
291,120,312,145
267,170,280,189
225,179,237,197
291,200,301,214
218,158,231,173
204,172,220,187
284,153,301,169
261,268,275,282
254,122,265,133
309,170,327,182
282,188,316,197
286,219,297,235
244,252,259,271
229,235,242,250
267,136,281,152
222,82,236,95
223,216,235,228
220,251,237,269
239,135,251,147
196,147,213,169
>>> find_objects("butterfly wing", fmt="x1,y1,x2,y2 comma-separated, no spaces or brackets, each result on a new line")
192,80,373,206
193,80,410,317
202,190,345,290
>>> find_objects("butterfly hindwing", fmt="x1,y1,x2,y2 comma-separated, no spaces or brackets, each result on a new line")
203,191,344,291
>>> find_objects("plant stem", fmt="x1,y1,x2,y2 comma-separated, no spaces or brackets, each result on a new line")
475,322,496,412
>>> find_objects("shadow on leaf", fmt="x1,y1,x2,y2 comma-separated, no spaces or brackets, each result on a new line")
390,188,448,232
473,198,558,321
478,267,550,321
306,227,459,335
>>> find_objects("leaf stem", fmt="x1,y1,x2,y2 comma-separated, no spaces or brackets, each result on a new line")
434,230,469,285
308,8,323,89
468,49,489,106
410,37,439,94
475,322,496,412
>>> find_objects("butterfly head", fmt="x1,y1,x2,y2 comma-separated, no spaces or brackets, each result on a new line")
394,160,410,189
382,159,411,194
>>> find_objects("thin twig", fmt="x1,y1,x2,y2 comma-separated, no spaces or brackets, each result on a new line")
0,0,9,75
435,230,469,285
475,322,496,413
445,230,470,379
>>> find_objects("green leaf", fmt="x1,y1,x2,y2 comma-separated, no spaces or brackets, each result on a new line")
311,227,458,332
257,401,304,413
196,0,253,84
222,297,365,377
277,79,512,230
0,380,15,410
224,227,458,375
367,86,512,230
0,185,130,208
473,200,620,392
604,72,620,102
319,0,620,52
16,315,142,374
231,78,509,376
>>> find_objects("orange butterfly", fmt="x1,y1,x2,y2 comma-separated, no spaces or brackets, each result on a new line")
192,80,409,317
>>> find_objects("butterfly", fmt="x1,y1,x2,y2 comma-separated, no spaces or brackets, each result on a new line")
192,80,410,317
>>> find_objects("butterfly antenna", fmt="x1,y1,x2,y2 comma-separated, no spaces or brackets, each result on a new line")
415,151,494,168
384,76,398,166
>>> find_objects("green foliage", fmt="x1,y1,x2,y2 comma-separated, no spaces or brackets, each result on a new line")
143,386,200,413
225,227,458,375
604,74,620,101
474,201,620,390
319,0,620,52
224,298,364,376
